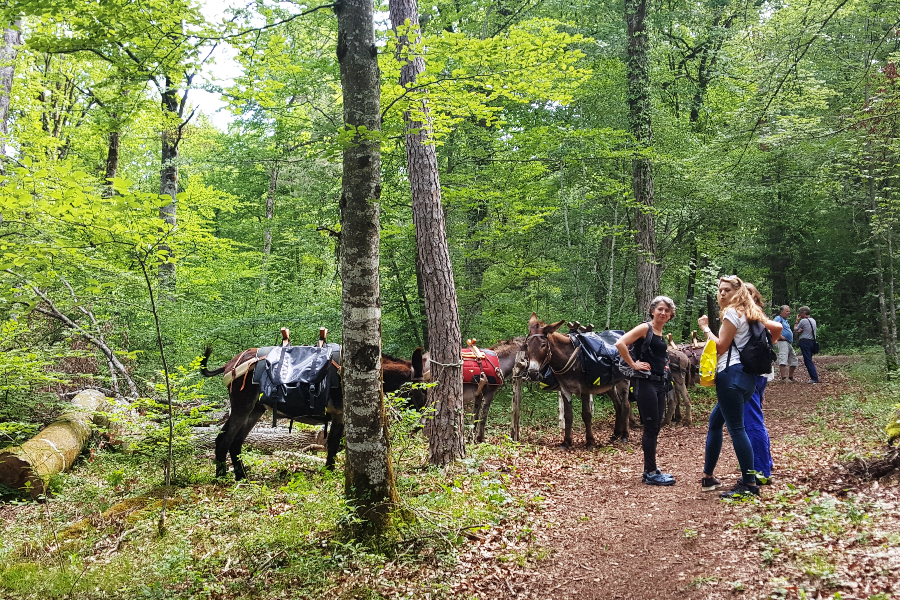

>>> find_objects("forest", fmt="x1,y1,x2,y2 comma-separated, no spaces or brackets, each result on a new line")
2,0,900,598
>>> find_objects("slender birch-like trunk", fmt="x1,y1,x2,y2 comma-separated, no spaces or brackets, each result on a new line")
0,21,22,159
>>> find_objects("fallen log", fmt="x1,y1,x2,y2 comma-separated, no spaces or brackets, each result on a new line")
191,426,325,453
0,389,112,499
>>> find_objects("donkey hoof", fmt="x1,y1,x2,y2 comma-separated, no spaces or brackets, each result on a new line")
214,461,228,478
558,443,572,452
585,443,595,451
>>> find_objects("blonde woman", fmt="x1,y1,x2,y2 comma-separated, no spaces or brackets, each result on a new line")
698,276,782,499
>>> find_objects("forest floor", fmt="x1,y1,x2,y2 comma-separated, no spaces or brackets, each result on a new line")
455,356,900,600
2,355,899,600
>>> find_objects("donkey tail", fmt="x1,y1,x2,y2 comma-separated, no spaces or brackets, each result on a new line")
199,346,226,377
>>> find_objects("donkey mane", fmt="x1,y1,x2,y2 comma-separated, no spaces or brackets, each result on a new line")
491,336,526,355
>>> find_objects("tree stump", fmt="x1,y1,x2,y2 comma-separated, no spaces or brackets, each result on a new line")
0,389,110,498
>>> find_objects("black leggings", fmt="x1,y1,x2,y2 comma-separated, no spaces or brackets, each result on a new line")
634,377,667,472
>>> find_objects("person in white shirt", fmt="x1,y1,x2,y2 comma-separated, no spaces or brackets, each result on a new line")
697,275,782,499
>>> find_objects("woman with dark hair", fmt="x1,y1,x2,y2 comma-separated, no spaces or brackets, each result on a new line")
743,283,778,484
698,276,782,499
615,296,677,486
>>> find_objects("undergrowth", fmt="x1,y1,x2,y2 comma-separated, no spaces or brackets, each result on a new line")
0,388,538,600
730,353,900,598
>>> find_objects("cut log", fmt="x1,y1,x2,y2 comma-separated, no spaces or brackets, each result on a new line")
0,389,111,499
191,427,325,453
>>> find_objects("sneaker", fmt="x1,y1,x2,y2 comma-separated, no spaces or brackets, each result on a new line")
719,481,760,499
701,477,722,492
642,469,675,486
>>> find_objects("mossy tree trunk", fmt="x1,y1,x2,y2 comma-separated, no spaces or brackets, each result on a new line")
336,0,400,539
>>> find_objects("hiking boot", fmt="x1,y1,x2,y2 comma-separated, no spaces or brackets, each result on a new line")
701,477,722,492
642,469,675,486
719,481,760,499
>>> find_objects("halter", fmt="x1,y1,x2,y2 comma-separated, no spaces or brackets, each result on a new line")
526,332,583,375
526,333,554,373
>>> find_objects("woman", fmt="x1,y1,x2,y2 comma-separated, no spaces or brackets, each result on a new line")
698,276,782,499
616,296,677,486
744,283,777,484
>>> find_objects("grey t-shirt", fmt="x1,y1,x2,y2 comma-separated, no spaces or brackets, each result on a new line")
795,317,817,340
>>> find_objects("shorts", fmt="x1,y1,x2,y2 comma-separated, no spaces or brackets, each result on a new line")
776,340,798,367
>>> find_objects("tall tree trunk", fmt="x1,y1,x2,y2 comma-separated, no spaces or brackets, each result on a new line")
336,0,399,537
682,244,698,338
261,163,279,293
0,20,22,160
390,0,465,466
871,175,898,370
606,204,618,330
159,77,179,292
103,130,120,198
415,255,430,348
626,0,659,312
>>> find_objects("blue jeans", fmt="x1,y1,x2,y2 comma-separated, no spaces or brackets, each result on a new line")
798,339,819,382
704,363,757,485
745,375,772,478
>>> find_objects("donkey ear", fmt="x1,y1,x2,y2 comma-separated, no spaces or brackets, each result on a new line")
544,319,566,335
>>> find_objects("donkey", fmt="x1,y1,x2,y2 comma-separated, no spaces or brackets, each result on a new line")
200,346,423,479
525,314,631,449
662,346,693,427
420,337,527,443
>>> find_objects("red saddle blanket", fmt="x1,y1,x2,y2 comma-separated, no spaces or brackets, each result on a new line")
462,348,503,386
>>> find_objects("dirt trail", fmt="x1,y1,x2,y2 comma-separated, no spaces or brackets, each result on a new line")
462,361,848,599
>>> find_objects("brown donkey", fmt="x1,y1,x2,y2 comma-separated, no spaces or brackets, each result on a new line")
421,337,527,443
525,314,631,448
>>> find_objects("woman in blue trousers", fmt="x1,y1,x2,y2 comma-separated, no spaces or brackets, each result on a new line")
698,276,782,499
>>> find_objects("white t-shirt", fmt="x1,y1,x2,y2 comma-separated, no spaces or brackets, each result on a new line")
716,308,751,372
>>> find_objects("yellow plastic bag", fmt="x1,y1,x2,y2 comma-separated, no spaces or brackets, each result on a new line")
700,339,717,387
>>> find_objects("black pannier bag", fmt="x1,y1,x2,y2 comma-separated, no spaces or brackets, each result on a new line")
735,320,777,376
573,330,625,386
256,343,341,418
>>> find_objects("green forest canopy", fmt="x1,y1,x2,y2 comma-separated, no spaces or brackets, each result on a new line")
1,0,899,399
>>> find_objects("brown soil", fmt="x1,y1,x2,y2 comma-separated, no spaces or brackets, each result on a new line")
456,358,875,599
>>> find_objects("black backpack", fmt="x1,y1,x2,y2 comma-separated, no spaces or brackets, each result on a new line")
730,320,776,376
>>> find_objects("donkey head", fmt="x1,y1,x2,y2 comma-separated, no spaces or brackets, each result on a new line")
525,313,565,380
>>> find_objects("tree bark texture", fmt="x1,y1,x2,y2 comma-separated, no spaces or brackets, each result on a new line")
103,130,120,197
159,78,180,291
626,0,660,312
0,21,22,157
0,390,110,498
389,0,465,466
336,0,400,537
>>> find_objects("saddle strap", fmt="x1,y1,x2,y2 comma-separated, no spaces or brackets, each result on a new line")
551,346,581,376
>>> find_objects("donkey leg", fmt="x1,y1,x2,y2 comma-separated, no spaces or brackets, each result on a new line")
610,381,631,443
662,389,676,427
561,392,575,449
677,382,692,426
325,415,344,470
474,389,496,443
214,419,233,477
582,393,595,450
230,404,266,481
